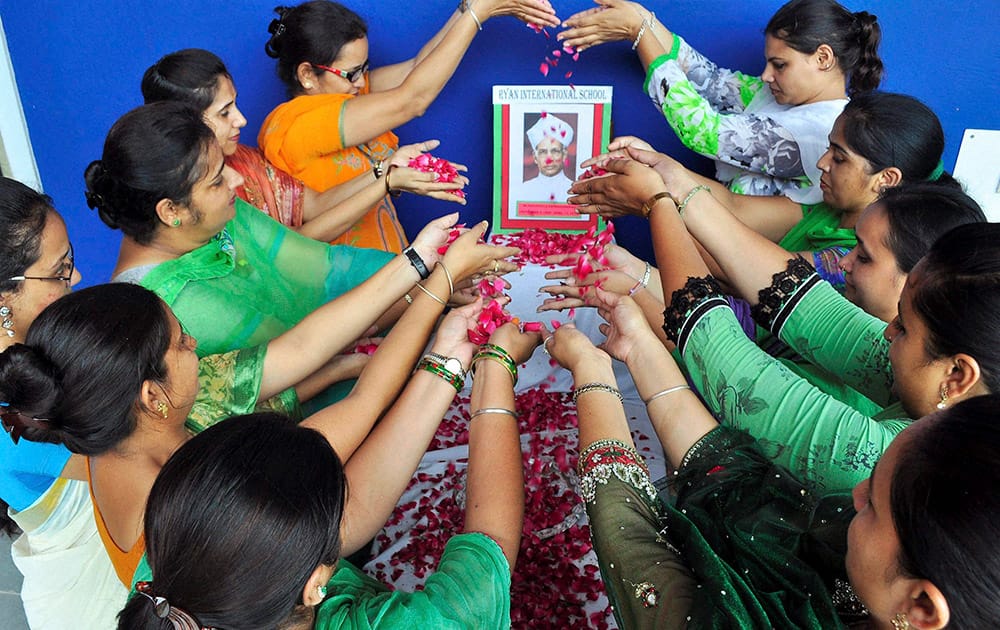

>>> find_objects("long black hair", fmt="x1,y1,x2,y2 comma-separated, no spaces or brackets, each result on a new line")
84,102,215,244
116,413,346,629
766,0,883,96
0,177,55,296
890,395,1000,627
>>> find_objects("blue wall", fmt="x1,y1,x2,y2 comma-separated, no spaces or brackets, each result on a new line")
2,0,998,285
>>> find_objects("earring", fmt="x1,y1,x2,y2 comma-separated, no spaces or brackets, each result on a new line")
316,585,328,600
0,305,14,338
172,219,181,227
936,385,949,410
155,401,169,418
891,612,910,630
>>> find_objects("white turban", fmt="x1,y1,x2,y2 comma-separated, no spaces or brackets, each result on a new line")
526,114,574,151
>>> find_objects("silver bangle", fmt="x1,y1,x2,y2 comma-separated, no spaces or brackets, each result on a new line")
643,384,691,405
677,185,710,216
632,12,655,51
572,382,624,405
468,3,483,31
628,262,651,296
470,407,517,421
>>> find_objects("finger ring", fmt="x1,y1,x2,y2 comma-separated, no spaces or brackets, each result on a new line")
542,336,554,355
595,204,602,213
493,260,500,273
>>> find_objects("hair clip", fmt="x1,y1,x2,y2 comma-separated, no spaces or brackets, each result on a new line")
84,190,105,210
267,18,286,37
0,403,50,445
136,582,205,630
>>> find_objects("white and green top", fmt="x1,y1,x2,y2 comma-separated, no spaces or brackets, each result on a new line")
644,35,846,205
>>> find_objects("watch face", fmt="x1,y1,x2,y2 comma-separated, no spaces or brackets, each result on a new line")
443,357,464,375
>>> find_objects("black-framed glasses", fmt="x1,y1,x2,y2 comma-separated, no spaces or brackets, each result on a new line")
313,60,369,83
7,243,75,287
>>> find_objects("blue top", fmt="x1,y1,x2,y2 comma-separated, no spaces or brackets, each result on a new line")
0,434,70,511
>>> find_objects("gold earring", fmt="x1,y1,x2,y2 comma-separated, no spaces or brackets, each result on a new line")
936,385,949,410
891,612,910,630
155,401,169,418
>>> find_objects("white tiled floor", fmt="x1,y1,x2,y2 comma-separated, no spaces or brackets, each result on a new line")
0,535,29,629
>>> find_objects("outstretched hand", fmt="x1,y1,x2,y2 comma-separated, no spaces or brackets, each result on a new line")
568,152,667,218
482,0,561,28
590,288,656,364
487,321,544,366
542,323,608,372
441,221,521,282
558,0,644,52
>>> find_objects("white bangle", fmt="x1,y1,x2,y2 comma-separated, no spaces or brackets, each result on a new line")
632,12,655,51
643,384,690,405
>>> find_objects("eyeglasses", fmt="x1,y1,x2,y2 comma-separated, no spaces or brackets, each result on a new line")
7,243,75,287
313,60,369,83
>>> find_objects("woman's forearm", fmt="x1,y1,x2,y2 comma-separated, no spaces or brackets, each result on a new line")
301,170,377,220
464,360,523,568
258,254,419,398
296,176,390,242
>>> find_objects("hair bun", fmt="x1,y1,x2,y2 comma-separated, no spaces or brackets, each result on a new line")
265,6,292,58
0,344,61,438
853,10,878,30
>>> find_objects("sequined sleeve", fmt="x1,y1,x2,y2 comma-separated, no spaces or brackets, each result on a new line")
579,439,696,629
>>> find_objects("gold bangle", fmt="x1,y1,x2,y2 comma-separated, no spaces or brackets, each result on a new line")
385,165,402,198
414,282,446,306
641,191,676,218
437,261,455,297
677,185,710,216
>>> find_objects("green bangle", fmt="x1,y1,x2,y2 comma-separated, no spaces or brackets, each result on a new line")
417,358,464,393
472,353,518,385
473,344,518,384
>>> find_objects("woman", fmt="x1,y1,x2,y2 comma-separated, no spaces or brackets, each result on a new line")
117,322,540,628
545,292,1000,628
543,182,985,415
0,221,495,592
560,0,883,204
576,146,998,493
85,102,518,366
142,48,470,243
580,92,952,291
258,0,560,251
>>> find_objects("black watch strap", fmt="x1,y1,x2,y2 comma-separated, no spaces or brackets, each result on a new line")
403,246,430,279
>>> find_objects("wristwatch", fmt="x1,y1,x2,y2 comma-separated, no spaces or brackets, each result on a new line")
402,246,430,279
424,352,466,379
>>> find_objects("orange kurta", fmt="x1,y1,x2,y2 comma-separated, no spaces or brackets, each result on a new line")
258,91,407,252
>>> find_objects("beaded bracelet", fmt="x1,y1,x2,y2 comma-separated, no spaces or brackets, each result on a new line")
469,407,518,421
572,382,624,405
677,185,710,216
417,357,464,393
642,384,690,405
628,262,651,296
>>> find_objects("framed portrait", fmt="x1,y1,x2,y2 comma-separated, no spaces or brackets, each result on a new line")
492,85,612,233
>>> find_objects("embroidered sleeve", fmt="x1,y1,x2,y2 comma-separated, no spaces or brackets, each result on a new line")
750,257,821,335
662,275,729,351
578,439,658,505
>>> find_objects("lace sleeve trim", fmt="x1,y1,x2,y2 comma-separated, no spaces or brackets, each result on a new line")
662,276,728,351
750,257,820,336
578,439,658,505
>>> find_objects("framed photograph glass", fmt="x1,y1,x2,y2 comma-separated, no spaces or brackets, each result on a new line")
492,85,612,233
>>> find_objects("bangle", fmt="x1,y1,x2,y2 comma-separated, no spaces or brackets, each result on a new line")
385,165,402,197
628,262,651,296
470,408,518,421
414,282,447,306
472,344,518,385
572,382,624,405
632,11,655,51
417,357,465,393
437,261,455,297
642,384,690,404
641,191,675,218
403,246,430,279
468,3,483,30
677,185,710,216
